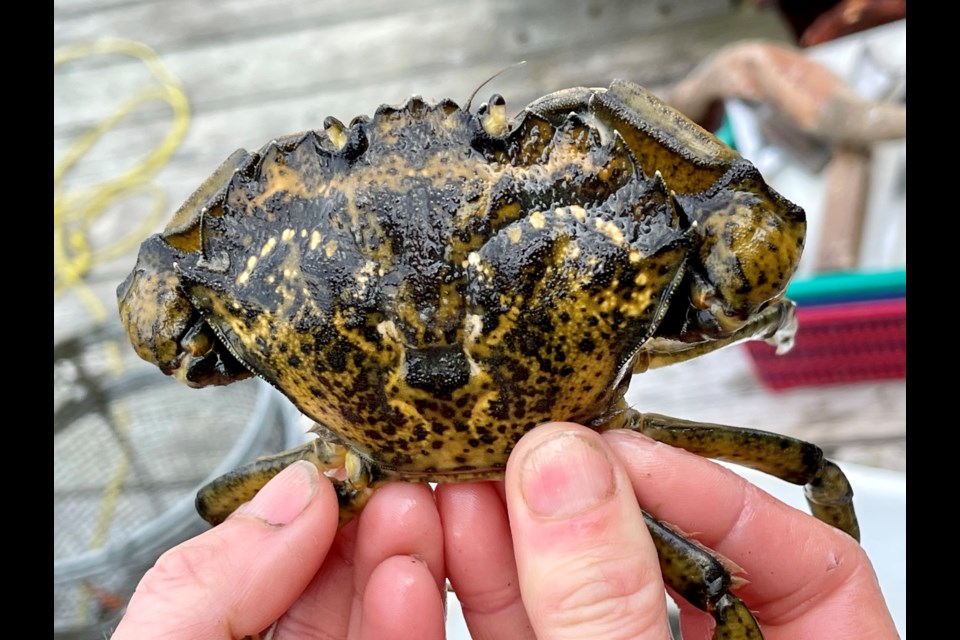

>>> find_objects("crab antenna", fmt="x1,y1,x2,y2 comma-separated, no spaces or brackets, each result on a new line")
464,61,527,113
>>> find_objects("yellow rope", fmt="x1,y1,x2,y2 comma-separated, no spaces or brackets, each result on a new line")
53,38,190,309
54,38,191,622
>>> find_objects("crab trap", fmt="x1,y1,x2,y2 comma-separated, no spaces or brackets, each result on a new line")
53,325,301,639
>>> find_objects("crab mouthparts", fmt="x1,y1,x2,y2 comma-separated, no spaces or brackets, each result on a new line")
171,317,253,388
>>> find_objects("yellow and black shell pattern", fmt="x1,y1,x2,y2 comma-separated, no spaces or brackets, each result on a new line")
119,92,775,473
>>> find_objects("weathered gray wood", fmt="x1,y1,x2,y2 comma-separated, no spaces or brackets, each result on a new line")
55,0,445,47
55,9,793,196
55,0,753,133
55,0,729,52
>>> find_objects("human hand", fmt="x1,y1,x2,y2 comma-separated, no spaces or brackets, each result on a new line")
112,461,449,639
113,421,899,639
437,421,899,639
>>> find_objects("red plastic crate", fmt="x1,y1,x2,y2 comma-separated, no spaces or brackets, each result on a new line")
744,298,906,390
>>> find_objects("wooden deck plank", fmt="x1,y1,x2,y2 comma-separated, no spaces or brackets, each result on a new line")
55,0,729,51
55,0,447,48
55,0,764,133
55,7,793,192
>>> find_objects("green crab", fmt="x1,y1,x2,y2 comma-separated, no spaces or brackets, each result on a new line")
117,79,858,639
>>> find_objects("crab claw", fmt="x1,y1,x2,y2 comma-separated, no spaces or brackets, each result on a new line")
117,234,252,387
674,167,806,343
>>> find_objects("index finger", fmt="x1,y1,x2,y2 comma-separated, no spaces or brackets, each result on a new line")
602,430,898,639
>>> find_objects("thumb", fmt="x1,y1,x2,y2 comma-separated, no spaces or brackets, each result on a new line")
113,460,339,640
505,423,671,640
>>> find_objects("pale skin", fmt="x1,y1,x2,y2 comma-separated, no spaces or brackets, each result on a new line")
112,422,899,639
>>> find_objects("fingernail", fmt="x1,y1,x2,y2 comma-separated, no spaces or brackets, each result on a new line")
237,460,319,526
520,432,615,518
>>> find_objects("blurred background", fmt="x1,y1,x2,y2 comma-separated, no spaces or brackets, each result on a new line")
54,0,905,637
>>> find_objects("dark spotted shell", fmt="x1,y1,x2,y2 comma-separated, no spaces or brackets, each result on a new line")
118,83,804,474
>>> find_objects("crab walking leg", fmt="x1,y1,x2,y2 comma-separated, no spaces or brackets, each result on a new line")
644,511,763,640
637,301,799,374
610,409,859,542
528,80,739,185
195,433,383,527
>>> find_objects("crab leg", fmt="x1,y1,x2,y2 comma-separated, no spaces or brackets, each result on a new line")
644,511,763,640
526,79,739,194
607,408,859,542
636,300,798,374
195,432,384,527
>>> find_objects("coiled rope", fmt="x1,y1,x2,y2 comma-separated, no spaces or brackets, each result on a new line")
54,38,190,623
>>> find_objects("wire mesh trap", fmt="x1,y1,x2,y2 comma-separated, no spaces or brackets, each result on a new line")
54,325,299,638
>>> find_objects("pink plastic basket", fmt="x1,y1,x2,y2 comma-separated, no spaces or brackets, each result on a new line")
744,298,906,390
